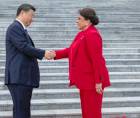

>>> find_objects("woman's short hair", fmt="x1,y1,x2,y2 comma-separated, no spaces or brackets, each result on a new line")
79,8,99,25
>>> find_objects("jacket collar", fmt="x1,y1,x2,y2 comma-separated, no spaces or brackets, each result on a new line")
15,18,26,30
82,24,96,33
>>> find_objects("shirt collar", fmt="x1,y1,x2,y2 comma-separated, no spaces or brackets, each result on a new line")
16,18,26,30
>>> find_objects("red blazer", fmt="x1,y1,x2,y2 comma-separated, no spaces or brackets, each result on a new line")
55,25,111,89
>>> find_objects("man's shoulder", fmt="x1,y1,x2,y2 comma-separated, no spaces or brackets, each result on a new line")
7,21,22,32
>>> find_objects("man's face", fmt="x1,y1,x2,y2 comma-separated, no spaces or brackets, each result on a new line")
21,9,35,27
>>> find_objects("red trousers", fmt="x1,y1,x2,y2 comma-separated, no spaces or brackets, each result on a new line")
80,89,103,118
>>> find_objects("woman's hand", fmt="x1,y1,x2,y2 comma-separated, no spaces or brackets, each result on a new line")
96,83,103,94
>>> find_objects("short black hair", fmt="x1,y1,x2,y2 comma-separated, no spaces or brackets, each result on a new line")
16,4,36,16
79,8,99,25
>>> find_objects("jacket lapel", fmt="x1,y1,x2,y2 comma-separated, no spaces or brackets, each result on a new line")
24,31,35,47
14,20,35,47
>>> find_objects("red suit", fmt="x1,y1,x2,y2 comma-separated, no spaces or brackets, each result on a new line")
55,25,111,118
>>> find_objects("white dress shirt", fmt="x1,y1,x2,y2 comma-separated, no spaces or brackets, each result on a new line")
16,18,26,30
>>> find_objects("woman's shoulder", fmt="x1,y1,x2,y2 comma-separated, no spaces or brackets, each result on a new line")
75,31,84,38
85,27,102,40
87,26,100,34
86,30,100,38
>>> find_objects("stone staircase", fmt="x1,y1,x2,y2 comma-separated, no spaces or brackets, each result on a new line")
0,0,140,117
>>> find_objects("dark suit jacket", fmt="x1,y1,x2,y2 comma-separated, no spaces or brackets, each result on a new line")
5,20,45,88
55,25,111,89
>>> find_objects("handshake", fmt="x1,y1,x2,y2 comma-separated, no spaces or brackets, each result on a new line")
44,50,56,60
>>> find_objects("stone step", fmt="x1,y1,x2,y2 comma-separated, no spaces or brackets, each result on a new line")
0,13,139,19
1,39,140,44
1,48,140,54
2,42,140,45
1,72,140,81
0,96,140,111
1,26,140,31
0,78,140,89
1,22,140,28
1,107,140,118
1,36,140,42
0,29,140,35
1,18,140,25
1,23,140,30
37,59,140,66
0,7,139,11
2,43,140,48
0,22,140,26
0,1,138,6
1,27,140,33
0,59,140,66
1,9,140,14
0,1,138,7
1,65,140,73
7,21,140,29
1,59,140,66
0,32,120,37
1,31,140,38
0,86,140,99
0,14,139,19
1,53,140,60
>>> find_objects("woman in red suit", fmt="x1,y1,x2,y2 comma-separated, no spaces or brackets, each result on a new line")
48,8,111,118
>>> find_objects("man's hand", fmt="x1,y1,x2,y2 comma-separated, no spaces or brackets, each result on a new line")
96,83,103,94
44,50,56,60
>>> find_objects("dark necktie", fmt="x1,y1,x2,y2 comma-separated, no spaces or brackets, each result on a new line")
24,29,28,35
24,29,33,45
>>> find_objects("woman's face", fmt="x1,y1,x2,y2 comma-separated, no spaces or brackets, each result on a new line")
76,15,90,30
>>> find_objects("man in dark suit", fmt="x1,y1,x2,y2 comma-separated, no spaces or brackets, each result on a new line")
5,4,50,118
